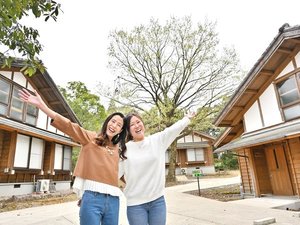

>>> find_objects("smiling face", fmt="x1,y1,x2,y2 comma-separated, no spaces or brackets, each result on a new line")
129,115,145,142
106,115,124,140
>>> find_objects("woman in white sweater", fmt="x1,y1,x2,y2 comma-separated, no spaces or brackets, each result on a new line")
119,112,195,225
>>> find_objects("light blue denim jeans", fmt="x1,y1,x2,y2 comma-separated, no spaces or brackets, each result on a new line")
79,190,119,225
127,196,166,225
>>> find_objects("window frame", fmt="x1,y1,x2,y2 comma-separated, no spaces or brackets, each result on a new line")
0,75,38,125
0,78,12,115
54,143,72,171
275,71,300,121
13,134,45,170
186,148,205,162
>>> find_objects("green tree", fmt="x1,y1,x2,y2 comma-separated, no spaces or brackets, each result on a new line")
0,0,61,76
59,81,106,131
59,81,106,169
103,17,243,181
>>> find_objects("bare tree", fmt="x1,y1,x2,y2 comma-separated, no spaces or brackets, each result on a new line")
98,17,242,181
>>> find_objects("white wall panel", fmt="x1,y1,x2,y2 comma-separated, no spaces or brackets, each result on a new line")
0,71,12,79
295,51,300,68
13,72,27,87
36,110,48,130
259,84,283,126
244,101,263,132
277,61,295,79
14,134,30,167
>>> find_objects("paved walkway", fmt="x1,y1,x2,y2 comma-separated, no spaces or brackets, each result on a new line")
0,176,299,225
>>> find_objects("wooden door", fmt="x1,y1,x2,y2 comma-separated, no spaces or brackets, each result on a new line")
252,149,272,195
265,143,294,195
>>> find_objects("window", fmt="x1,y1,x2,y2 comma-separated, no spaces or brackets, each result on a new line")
54,144,72,171
0,79,11,115
187,148,204,161
14,134,44,169
29,138,44,169
26,103,38,125
63,146,71,170
276,72,300,120
0,76,38,125
10,86,24,120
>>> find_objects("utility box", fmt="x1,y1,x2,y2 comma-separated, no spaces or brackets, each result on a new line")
37,179,50,192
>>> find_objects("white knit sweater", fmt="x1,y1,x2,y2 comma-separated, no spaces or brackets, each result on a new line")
119,117,190,206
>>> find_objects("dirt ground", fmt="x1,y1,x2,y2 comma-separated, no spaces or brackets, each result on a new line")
0,170,241,213
185,184,241,201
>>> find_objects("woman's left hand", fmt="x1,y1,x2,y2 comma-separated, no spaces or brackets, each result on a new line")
185,111,196,119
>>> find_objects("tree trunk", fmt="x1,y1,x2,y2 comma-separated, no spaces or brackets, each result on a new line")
166,141,177,182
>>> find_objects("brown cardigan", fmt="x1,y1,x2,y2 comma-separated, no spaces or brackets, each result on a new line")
51,114,119,187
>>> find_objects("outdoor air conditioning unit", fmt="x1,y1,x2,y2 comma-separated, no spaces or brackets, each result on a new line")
37,179,50,192
181,168,187,175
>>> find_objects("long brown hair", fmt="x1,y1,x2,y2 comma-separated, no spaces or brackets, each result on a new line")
95,112,127,159
125,112,144,142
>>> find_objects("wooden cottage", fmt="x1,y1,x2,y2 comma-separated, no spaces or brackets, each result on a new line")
214,24,300,197
166,131,215,175
0,59,80,197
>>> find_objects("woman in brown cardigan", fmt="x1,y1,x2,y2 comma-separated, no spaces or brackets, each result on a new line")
19,89,127,225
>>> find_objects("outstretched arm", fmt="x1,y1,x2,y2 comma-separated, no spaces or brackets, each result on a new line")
19,89,57,119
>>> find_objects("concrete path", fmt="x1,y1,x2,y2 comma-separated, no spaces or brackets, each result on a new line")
0,175,299,225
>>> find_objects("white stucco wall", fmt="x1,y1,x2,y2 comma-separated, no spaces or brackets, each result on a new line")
259,84,283,126
0,71,12,79
277,61,295,78
244,101,263,132
13,72,27,87
295,51,300,68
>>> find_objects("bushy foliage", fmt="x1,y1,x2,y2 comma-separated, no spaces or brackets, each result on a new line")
0,0,61,75
214,152,239,171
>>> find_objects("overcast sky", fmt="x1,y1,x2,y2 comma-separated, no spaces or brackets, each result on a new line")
26,0,299,96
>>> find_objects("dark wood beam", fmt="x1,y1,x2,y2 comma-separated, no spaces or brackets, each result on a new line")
244,89,258,94
260,70,274,76
277,47,293,54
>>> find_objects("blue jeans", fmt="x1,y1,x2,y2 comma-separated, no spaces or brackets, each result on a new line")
127,196,166,225
79,190,119,225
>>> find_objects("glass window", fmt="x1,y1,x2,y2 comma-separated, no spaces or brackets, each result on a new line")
195,149,204,161
63,146,72,170
54,144,63,170
10,86,24,120
29,138,44,169
0,79,10,115
14,134,45,169
283,104,300,120
25,104,38,125
0,77,39,124
187,148,204,161
14,134,30,168
0,79,10,104
277,76,299,105
54,144,72,171
276,73,300,121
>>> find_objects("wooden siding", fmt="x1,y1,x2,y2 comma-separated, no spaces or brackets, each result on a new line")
0,129,71,184
287,138,300,196
237,149,254,196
